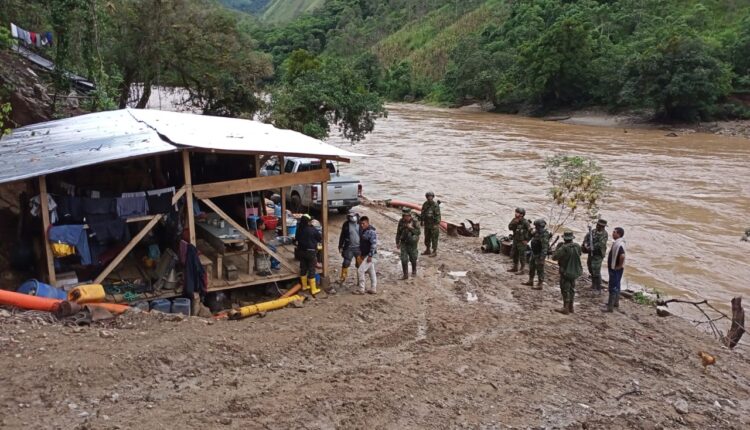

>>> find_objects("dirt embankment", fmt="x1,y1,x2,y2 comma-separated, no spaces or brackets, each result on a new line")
1,204,748,429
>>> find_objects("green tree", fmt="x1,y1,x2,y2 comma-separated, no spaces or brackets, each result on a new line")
267,50,385,141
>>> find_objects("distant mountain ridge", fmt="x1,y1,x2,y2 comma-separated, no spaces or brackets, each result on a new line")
219,0,322,23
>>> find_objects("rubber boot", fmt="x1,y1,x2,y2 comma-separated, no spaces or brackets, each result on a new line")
430,249,437,258
555,301,570,315
614,294,623,313
411,261,417,277
422,248,431,256
517,261,526,275
507,262,518,273
522,275,534,286
309,277,320,296
568,299,574,314
301,276,309,291
601,294,614,313
533,279,544,290
593,275,602,292
339,267,348,284
401,262,409,280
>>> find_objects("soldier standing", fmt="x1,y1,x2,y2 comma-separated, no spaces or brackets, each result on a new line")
396,208,421,280
552,231,582,314
421,191,441,257
523,219,551,290
507,207,531,274
582,219,608,292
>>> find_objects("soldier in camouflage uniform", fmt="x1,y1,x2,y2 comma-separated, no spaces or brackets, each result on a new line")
421,191,441,257
552,230,582,314
582,219,608,292
396,208,421,280
523,219,551,290
507,207,531,274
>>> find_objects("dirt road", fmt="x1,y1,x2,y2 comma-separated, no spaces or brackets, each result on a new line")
1,204,748,429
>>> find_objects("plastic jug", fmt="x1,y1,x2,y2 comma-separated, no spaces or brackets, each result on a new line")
68,284,105,303
150,298,171,313
171,298,191,316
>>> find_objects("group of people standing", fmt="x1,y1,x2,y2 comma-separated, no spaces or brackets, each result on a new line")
507,207,627,314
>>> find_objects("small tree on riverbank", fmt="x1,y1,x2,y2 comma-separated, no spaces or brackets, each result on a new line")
544,155,609,234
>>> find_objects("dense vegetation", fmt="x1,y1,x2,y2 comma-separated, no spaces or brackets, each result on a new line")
252,0,750,121
220,0,322,23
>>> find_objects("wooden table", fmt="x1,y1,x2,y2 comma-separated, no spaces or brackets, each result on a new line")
195,214,253,280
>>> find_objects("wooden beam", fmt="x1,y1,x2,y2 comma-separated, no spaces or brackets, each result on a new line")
320,159,329,279
279,154,287,236
199,198,298,274
253,155,265,217
93,188,186,284
183,151,196,245
38,176,56,285
192,169,331,200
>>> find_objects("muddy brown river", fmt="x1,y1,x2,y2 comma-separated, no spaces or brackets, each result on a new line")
331,103,750,308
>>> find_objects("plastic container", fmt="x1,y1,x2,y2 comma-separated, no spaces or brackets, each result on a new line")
17,279,67,300
315,273,321,285
68,284,106,303
133,301,150,312
247,215,260,231
273,204,282,217
171,298,191,316
261,215,278,230
287,224,297,236
150,298,171,313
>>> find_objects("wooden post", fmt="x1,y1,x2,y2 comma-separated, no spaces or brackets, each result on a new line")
725,297,746,349
183,151,196,245
38,176,56,285
320,159,329,279
279,154,287,236
254,155,265,217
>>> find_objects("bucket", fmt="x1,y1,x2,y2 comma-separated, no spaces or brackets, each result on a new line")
150,298,171,313
287,224,297,236
17,279,67,300
247,215,260,231
261,215,278,230
171,298,191,316
68,284,106,304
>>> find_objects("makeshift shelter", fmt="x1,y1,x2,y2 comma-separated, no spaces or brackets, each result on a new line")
0,109,359,302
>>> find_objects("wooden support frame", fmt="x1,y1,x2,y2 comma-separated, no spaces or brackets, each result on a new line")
279,154,287,236
38,175,56,285
183,151,196,245
320,158,329,278
93,187,186,284
192,169,330,200
199,198,298,274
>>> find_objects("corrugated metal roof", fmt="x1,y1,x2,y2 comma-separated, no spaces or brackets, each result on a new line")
0,109,362,185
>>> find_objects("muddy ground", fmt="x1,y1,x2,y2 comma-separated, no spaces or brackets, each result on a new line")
1,204,748,429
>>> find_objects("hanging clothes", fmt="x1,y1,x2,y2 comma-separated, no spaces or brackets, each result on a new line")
48,225,92,265
10,23,18,38
183,244,206,301
45,32,53,46
82,197,116,222
88,219,130,245
56,195,84,224
116,196,149,218
29,195,58,224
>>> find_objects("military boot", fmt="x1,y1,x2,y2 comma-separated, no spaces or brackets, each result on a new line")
517,262,526,275
422,248,431,256
568,300,574,314
522,277,534,286
401,262,409,280
429,250,437,258
507,263,518,273
533,280,544,290
411,261,418,277
555,301,570,315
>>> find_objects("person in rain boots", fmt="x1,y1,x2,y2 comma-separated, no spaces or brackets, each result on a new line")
421,191,441,257
552,230,582,314
582,218,608,293
295,214,322,296
508,207,531,274
523,219,551,290
603,227,626,313
355,216,378,294
396,208,420,280
335,210,361,294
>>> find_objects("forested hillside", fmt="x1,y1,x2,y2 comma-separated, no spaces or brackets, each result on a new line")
253,0,750,121
220,0,323,23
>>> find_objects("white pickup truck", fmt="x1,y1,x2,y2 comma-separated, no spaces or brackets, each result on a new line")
261,157,363,213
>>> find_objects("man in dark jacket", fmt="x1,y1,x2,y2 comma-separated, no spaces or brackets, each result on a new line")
396,208,421,280
355,216,378,294
295,214,322,295
336,210,361,292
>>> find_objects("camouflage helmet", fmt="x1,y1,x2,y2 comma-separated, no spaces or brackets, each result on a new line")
533,219,546,228
401,207,412,215
562,230,575,241
425,191,435,198
515,207,526,216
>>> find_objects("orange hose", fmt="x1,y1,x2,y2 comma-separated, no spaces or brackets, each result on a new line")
387,200,449,232
86,303,130,315
281,283,302,298
0,289,61,312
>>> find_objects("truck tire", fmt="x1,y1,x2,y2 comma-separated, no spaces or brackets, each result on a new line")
290,193,303,213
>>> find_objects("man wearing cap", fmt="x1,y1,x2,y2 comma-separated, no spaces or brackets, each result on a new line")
603,227,626,313
552,230,583,314
523,219,551,290
295,214,322,295
508,207,531,274
356,216,378,294
335,210,361,293
582,219,608,292
396,208,421,280
421,191,441,257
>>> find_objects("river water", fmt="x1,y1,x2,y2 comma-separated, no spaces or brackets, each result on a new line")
331,103,750,308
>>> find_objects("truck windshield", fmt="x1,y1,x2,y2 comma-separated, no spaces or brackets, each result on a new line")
297,162,336,173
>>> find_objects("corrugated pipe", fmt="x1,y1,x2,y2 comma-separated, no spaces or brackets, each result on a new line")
229,294,304,320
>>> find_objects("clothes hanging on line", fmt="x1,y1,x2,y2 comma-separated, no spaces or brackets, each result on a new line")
88,219,130,245
29,194,58,224
116,196,149,218
48,225,92,265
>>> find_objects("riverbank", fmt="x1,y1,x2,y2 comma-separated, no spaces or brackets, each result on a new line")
1,204,748,428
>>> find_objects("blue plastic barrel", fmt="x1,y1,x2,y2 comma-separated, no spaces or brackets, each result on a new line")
315,273,321,285
171,298,191,316
248,215,260,230
287,224,297,236
150,298,171,313
274,204,282,217
17,279,68,300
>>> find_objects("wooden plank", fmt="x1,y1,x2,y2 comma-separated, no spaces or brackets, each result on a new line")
199,198,298,274
193,169,331,200
93,188,185,284
320,159,329,278
183,151,196,245
279,155,287,236
38,176,56,285
254,155,266,217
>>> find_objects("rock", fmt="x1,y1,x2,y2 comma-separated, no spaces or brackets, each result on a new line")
0,309,11,317
656,306,671,317
110,393,119,403
714,401,722,409
718,398,736,409
290,300,304,308
665,132,678,137
465,292,478,303
78,411,89,418
68,403,78,410
673,399,689,415
99,330,114,339
219,417,233,425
